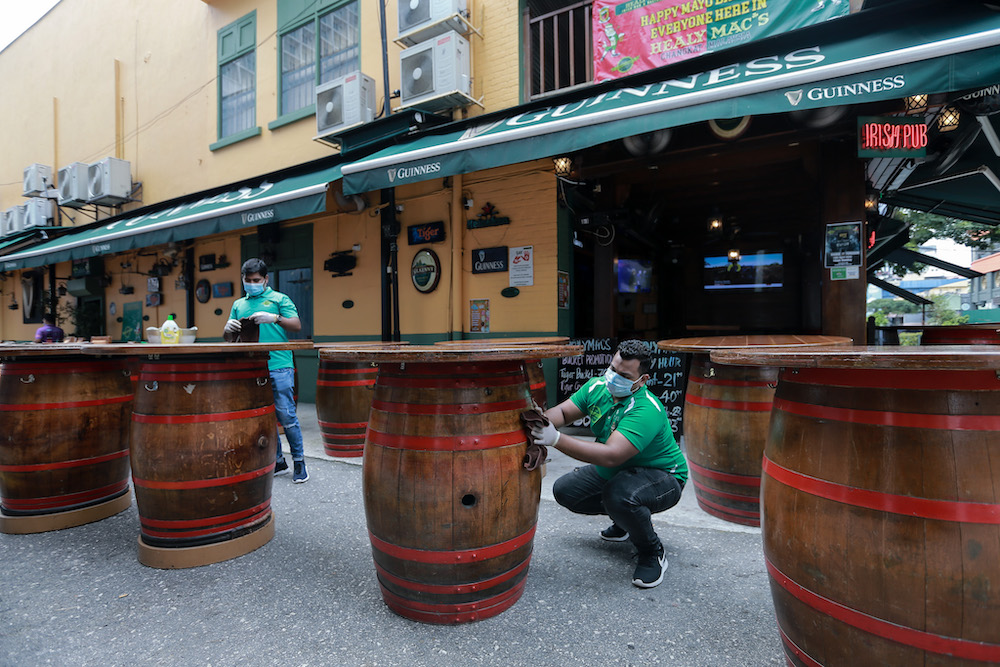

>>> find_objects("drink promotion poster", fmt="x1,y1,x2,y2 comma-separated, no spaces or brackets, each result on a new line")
825,221,862,268
592,0,848,83
470,299,490,333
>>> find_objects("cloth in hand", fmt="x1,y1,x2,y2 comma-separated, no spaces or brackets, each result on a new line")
519,408,550,471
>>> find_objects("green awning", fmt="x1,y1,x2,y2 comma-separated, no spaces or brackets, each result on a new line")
1,163,342,271
342,5,1000,195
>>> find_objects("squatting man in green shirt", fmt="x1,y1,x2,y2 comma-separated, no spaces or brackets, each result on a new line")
530,340,688,588
223,258,309,483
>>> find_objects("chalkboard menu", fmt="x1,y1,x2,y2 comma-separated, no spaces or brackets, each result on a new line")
556,338,689,437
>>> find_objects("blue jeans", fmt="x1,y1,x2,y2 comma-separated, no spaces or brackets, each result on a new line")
270,367,304,462
552,465,683,553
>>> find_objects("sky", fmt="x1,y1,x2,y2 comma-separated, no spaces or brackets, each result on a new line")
0,0,61,52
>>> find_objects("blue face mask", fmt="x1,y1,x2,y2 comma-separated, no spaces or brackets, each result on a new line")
604,366,638,398
243,281,266,297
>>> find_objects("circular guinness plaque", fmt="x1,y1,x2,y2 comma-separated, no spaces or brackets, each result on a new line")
411,249,441,294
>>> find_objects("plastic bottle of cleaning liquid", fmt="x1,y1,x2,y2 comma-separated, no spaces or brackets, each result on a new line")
160,315,180,344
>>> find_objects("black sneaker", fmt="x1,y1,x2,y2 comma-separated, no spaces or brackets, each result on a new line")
600,524,630,542
274,458,289,476
632,545,667,588
293,460,309,484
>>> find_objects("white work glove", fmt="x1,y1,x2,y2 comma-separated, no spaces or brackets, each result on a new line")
224,319,242,333
250,311,278,324
530,422,561,447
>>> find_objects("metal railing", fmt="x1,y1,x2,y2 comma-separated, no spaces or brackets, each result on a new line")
526,1,593,100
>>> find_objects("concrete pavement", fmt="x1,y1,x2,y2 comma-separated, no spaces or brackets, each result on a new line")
1,403,783,666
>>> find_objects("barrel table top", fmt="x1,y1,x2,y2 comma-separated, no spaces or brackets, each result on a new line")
0,343,87,358
79,341,315,356
657,335,852,352
319,342,583,363
434,337,570,347
711,345,1000,370
314,341,409,349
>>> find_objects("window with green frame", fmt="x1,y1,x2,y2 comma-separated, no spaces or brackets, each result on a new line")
278,1,360,119
216,12,258,144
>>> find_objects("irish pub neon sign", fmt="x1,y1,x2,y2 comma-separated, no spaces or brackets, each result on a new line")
857,116,927,158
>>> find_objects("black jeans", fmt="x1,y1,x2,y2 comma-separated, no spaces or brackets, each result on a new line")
552,465,684,553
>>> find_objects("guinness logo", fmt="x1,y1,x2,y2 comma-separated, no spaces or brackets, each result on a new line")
478,251,485,262
387,168,397,183
785,89,803,107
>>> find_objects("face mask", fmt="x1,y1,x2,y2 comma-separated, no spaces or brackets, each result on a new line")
243,281,266,297
604,366,638,398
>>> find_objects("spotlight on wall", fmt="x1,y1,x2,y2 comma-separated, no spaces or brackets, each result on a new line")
904,94,928,115
938,106,961,132
553,156,574,177
707,214,723,232
57,282,67,297
727,249,741,263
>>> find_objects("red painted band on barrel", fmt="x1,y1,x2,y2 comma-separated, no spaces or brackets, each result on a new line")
140,498,272,530
318,420,368,430
377,579,525,624
688,376,772,388
2,480,128,511
695,495,760,520
685,392,772,412
322,433,366,441
0,449,128,473
374,557,531,595
0,394,133,411
766,558,1000,662
369,526,536,564
687,459,762,487
132,404,275,424
371,398,528,416
690,476,761,504
319,366,377,375
139,370,267,382
141,361,264,373
763,456,1000,524
777,627,824,667
139,499,271,539
132,462,274,490
0,361,131,375
366,428,526,452
380,362,524,376
317,379,375,387
375,374,525,389
379,578,526,614
781,367,1000,391
773,396,1000,431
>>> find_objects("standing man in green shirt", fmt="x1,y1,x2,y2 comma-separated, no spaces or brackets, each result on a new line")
224,258,309,483
530,340,687,588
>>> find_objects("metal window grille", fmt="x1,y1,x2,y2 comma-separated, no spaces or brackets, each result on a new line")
281,21,317,115
528,1,592,100
319,3,360,85
221,51,256,137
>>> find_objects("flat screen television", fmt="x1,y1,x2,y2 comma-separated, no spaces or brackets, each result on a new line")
704,252,783,290
616,258,653,293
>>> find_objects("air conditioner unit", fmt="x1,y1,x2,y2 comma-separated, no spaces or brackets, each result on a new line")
23,163,53,197
399,31,472,112
24,198,54,229
87,157,132,205
3,205,26,237
397,0,467,46
315,72,376,140
58,162,91,208
0,210,11,238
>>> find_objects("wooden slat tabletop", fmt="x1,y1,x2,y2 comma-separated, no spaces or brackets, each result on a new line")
319,343,583,363
657,335,852,352
711,345,1000,370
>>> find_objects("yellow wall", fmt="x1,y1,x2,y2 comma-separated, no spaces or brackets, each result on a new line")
0,0,535,342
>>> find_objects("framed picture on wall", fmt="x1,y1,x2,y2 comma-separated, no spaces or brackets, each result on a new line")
212,282,233,298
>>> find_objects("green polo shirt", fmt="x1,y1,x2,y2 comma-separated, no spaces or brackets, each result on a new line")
570,377,688,482
229,286,298,372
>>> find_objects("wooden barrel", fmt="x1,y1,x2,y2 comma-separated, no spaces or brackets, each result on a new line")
0,357,133,532
524,359,547,410
919,325,1000,345
682,355,776,526
363,360,540,624
763,366,1000,666
130,356,277,566
315,360,377,457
